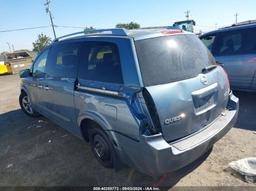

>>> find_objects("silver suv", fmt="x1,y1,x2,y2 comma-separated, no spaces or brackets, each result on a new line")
19,28,239,176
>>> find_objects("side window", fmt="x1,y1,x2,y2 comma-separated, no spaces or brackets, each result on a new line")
213,30,242,56
78,42,123,84
201,35,216,52
32,49,49,77
46,42,80,78
239,27,256,54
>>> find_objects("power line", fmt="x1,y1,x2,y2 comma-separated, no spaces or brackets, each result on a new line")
0,25,88,33
0,26,50,33
55,25,85,29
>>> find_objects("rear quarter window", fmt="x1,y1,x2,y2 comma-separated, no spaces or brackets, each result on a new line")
200,35,216,52
78,42,123,84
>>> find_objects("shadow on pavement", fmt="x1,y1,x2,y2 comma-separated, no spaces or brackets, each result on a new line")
0,109,37,135
233,91,256,131
0,109,213,188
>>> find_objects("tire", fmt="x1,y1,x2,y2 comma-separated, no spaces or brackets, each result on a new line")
19,91,40,117
88,127,115,168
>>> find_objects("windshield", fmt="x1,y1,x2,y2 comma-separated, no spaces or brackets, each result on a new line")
135,34,216,86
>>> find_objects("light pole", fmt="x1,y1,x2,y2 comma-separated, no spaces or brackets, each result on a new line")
215,23,218,29
185,10,190,20
45,0,57,39
235,13,239,24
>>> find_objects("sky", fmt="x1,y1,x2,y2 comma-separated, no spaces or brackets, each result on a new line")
0,0,255,52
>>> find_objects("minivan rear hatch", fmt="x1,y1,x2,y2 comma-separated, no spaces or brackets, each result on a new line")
135,34,230,142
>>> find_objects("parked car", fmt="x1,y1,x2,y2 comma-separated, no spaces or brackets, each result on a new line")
200,22,256,92
19,28,239,177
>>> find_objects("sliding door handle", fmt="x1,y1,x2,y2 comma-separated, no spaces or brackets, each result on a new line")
76,84,120,97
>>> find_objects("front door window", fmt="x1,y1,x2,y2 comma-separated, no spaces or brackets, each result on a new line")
32,50,49,78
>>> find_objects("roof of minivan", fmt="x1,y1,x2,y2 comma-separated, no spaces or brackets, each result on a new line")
127,28,191,40
201,22,256,36
56,28,192,42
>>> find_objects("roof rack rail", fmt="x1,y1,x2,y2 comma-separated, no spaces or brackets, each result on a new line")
84,28,128,36
54,31,84,42
54,28,128,42
139,26,179,30
222,20,256,29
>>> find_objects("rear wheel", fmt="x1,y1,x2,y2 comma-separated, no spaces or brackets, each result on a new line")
19,92,40,117
88,127,114,168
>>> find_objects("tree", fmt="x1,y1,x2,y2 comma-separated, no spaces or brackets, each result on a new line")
32,33,52,52
116,22,140,29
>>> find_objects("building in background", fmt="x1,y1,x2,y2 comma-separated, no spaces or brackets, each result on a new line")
173,20,196,33
0,50,36,75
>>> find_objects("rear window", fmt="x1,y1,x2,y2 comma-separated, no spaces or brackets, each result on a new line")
135,34,215,86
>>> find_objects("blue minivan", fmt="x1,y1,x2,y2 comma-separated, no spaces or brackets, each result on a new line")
19,28,239,176
200,22,256,92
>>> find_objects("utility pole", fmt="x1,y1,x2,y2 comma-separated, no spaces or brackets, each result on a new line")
215,23,218,29
235,13,239,24
44,0,57,39
185,10,190,20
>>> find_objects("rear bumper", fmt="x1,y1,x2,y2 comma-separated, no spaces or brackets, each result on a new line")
115,93,239,176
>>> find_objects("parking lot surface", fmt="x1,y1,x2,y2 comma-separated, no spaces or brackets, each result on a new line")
0,74,255,188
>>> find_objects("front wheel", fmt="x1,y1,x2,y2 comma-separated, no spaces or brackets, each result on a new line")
19,92,40,117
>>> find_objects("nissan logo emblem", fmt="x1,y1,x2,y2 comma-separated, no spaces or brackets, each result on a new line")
200,75,209,85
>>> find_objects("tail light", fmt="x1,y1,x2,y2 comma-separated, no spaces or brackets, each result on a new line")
161,30,183,35
247,57,256,63
142,88,161,135
221,66,230,93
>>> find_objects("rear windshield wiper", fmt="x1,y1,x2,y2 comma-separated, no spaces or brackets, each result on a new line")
202,65,217,74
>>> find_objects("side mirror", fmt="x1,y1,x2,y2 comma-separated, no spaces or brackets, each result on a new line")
19,69,32,78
